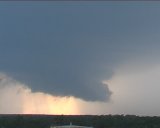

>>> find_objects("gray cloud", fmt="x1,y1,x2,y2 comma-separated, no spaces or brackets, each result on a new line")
1,3,160,101
1,41,114,101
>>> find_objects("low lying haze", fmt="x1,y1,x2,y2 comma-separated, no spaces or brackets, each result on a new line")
1,2,160,116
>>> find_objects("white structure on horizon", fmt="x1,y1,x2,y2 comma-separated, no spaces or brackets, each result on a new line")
50,123,93,128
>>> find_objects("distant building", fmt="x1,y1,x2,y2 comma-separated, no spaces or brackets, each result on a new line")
50,123,93,128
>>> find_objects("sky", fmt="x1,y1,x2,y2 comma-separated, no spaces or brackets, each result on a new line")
1,2,160,116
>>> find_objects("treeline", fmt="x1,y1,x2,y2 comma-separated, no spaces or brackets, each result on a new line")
0,114,160,128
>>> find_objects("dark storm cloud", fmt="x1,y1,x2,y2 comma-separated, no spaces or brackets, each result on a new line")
1,2,160,101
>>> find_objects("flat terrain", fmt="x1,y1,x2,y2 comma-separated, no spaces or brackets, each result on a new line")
0,114,160,128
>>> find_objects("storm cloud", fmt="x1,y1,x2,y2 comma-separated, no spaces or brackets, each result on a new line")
1,2,160,102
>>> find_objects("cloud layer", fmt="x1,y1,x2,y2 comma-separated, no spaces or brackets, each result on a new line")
1,3,160,104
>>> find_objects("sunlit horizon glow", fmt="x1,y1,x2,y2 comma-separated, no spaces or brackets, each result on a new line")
22,93,80,115
0,74,81,115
